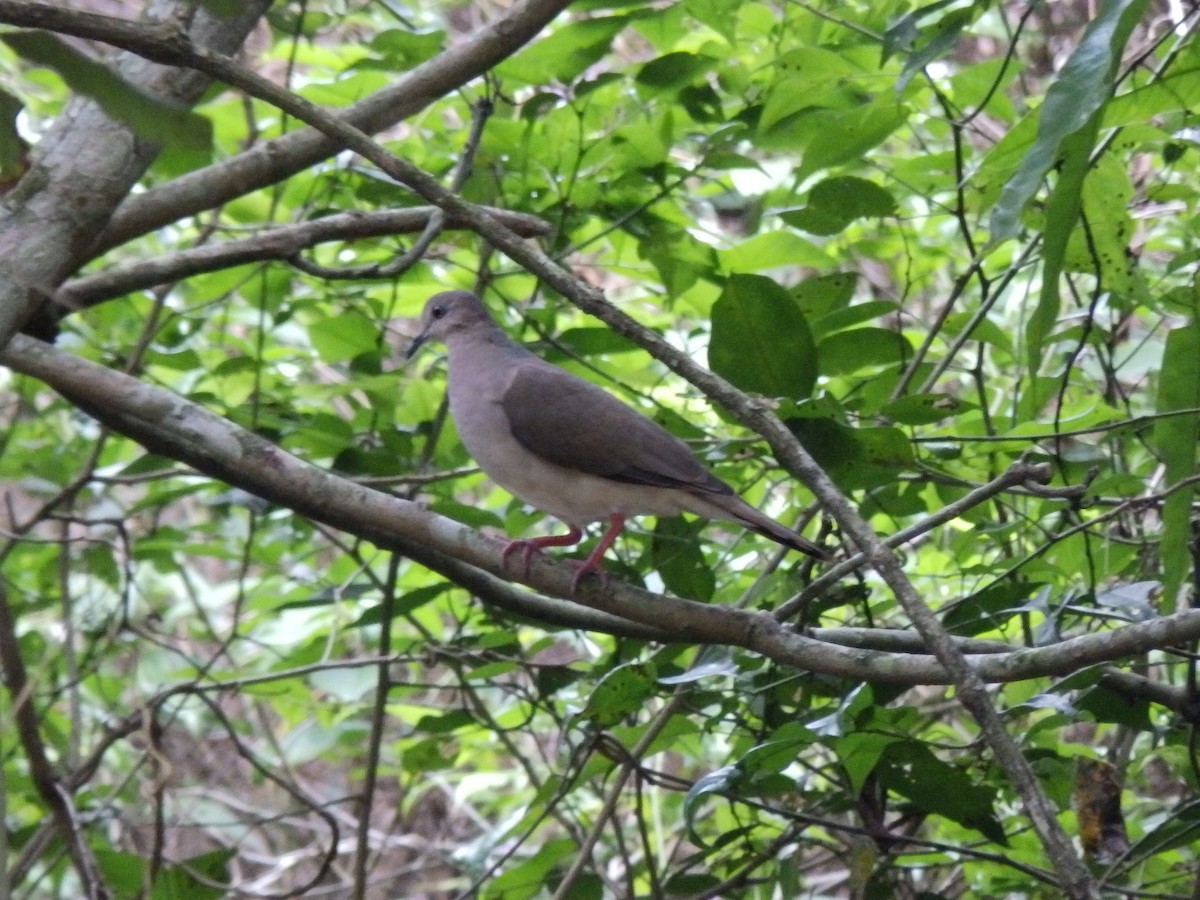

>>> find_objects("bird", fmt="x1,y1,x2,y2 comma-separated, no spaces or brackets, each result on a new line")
407,290,828,591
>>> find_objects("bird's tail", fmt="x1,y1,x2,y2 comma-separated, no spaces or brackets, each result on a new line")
694,492,830,561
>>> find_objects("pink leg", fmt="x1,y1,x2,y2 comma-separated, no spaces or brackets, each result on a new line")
501,526,583,578
571,513,626,592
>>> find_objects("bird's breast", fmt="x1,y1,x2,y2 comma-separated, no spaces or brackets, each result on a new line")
446,377,692,526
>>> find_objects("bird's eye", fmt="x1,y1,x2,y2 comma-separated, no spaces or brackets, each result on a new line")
431,305,447,320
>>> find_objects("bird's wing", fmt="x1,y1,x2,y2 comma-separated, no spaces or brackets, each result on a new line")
501,362,731,495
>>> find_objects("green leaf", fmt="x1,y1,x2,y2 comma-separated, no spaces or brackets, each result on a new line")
2,31,212,151
811,301,898,339
793,273,858,317
635,52,716,93
1153,321,1200,606
650,516,716,601
715,229,830,271
797,99,910,179
152,850,233,900
1062,152,1136,296
307,310,379,362
739,722,819,778
483,838,576,899
494,16,629,84
817,328,912,375
1023,110,1102,373
989,0,1147,243
944,581,1042,636
878,743,1006,845
1076,683,1153,730
893,6,981,93
779,176,897,236
684,0,741,42
718,230,828,272
0,87,26,179
880,393,973,425
365,29,446,68
835,731,904,794
94,849,148,896
708,274,818,398
684,764,740,823
581,662,658,727
550,327,641,358
415,709,477,735
786,418,915,490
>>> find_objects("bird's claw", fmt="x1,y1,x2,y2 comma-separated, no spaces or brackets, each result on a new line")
500,540,541,579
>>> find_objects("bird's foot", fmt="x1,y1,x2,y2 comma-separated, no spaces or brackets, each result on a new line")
569,558,610,593
499,539,542,579
500,527,584,580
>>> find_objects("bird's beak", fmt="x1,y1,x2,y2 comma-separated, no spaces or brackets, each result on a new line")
405,325,430,360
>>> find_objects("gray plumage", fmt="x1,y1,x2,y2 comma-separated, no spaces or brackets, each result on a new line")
408,290,827,587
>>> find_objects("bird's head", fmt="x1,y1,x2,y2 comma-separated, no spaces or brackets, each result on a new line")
406,290,493,359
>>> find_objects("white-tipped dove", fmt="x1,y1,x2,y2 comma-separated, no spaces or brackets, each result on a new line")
407,290,828,590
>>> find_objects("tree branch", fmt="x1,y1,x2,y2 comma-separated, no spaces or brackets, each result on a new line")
54,207,549,312
66,0,573,254
0,0,272,347
3,334,1200,699
0,581,107,898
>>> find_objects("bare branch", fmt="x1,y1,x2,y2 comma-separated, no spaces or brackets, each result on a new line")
83,0,574,254
0,0,272,346
54,207,550,311
4,334,1200,697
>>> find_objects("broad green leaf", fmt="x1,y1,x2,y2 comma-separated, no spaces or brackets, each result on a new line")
811,300,900,339
758,48,865,132
793,272,858,317
779,176,897,236
482,838,576,900
651,516,716,601
1062,153,1136,297
835,731,904,794
708,274,817,398
944,581,1042,636
94,849,148,896
2,31,212,151
1023,110,1103,373
880,393,974,425
635,52,716,93
1077,683,1153,730
683,0,741,42
365,28,446,68
550,327,641,358
786,418,914,490
494,16,629,84
739,723,819,778
893,6,981,92
878,743,1006,845
414,709,477,735
581,662,658,727
1104,65,1200,124
718,230,828,272
307,310,379,362
152,850,233,900
817,327,912,375
989,0,1147,243
1153,321,1200,607
797,99,911,178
